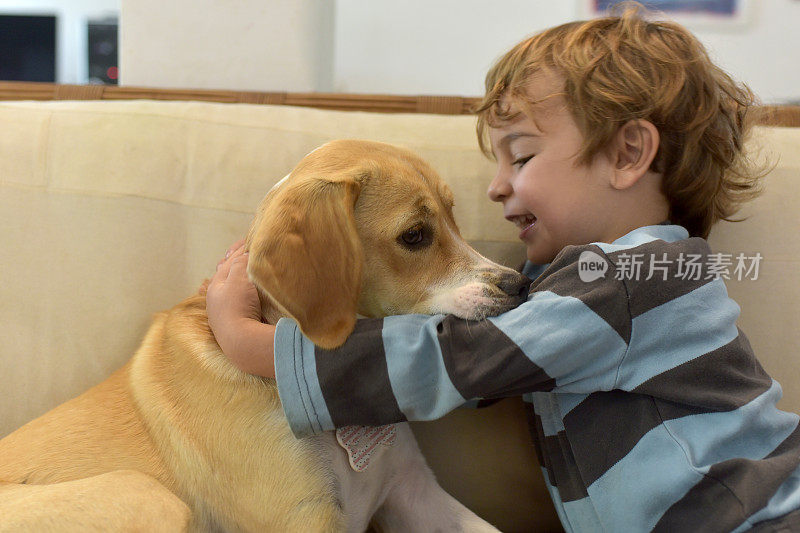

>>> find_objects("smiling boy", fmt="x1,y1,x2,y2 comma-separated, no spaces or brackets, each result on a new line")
207,6,800,531
487,70,669,265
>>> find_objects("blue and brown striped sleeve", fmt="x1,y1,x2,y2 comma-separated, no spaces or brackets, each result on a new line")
274,243,631,438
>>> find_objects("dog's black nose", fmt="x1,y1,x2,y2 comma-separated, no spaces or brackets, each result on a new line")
497,272,532,301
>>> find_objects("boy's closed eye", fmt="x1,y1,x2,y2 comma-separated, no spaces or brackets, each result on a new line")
512,155,534,168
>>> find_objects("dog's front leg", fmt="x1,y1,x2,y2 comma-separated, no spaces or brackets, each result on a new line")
371,424,500,533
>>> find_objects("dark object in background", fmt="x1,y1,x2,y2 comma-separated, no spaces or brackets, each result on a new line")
0,15,56,82
88,18,118,85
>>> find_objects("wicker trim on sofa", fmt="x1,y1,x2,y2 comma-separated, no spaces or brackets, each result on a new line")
0,82,476,115
0,81,798,126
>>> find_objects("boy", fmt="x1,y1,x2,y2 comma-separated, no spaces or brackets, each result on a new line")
207,5,800,531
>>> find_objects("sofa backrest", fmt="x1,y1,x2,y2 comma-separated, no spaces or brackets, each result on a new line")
0,96,797,438
708,126,800,412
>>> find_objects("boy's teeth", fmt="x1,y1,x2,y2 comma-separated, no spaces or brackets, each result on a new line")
516,215,536,228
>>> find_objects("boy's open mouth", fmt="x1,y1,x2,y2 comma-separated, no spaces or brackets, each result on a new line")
511,214,537,231
509,214,537,239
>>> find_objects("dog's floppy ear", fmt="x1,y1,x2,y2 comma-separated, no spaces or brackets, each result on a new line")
246,173,364,349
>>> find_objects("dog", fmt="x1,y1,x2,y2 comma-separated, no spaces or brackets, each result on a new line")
0,139,530,532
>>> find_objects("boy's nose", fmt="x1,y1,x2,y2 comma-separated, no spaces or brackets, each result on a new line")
487,171,512,202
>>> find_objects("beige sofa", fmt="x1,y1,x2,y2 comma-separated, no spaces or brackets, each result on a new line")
1,85,798,532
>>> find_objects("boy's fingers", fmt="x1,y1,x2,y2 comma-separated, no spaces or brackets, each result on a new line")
216,244,247,274
214,251,249,287
217,240,246,269
228,254,250,281
214,253,236,280
225,239,246,259
197,278,210,296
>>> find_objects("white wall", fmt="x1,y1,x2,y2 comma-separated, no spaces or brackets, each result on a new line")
332,0,576,96
332,0,800,103
120,0,333,92
117,0,799,103
696,2,800,104
0,0,118,84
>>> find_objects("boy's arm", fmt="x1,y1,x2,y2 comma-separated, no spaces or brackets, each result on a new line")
207,243,629,438
275,244,631,438
210,232,739,440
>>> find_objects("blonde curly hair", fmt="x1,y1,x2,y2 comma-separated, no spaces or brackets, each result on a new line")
475,2,764,238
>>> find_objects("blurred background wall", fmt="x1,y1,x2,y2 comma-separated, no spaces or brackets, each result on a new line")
1,0,797,103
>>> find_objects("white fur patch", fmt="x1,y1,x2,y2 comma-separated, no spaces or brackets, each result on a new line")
269,173,291,193
426,282,496,318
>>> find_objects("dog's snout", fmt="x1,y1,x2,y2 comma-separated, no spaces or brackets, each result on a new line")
497,272,532,301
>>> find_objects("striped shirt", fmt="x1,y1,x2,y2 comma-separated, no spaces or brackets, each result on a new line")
274,224,800,532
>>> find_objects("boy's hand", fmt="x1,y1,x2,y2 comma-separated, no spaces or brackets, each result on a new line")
207,240,261,326
207,240,276,378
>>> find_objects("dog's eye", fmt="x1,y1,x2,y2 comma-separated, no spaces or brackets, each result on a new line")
398,225,429,249
401,226,424,245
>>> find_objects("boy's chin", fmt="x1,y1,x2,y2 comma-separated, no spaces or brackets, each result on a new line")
526,245,559,265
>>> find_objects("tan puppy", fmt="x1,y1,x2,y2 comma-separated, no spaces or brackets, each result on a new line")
0,140,529,532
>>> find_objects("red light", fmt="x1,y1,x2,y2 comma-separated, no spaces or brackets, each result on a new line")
107,66,118,80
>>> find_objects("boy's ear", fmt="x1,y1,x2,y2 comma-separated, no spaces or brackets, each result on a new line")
610,119,660,190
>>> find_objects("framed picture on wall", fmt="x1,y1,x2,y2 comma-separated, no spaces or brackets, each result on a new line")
580,0,752,28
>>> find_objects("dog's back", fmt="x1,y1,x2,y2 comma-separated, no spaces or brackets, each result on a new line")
0,363,169,486
126,296,347,531
0,295,347,532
